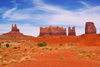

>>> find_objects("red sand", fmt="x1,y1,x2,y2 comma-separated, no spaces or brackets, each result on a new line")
0,34,100,67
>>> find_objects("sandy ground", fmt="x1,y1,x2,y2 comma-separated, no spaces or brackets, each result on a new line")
0,34,100,67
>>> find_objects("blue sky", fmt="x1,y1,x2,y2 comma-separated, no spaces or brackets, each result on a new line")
0,0,100,37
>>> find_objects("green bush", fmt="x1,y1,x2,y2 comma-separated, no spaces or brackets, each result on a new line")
37,41,47,47
69,43,76,46
1,42,4,43
32,49,34,51
6,43,9,48
60,43,63,46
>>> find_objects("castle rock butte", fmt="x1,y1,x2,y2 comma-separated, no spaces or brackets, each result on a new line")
68,26,76,36
39,26,66,37
85,22,96,34
1,24,25,36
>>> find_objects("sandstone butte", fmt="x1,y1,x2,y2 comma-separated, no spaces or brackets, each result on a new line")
1,24,27,36
85,22,97,34
38,26,66,37
68,26,76,36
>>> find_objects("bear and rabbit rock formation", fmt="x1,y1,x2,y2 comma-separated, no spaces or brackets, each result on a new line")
12,24,19,32
1,24,24,36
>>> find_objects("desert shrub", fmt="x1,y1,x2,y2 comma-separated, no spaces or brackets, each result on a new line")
60,43,63,46
18,41,21,43
1,42,4,43
9,59,17,63
24,49,27,51
13,56,15,59
49,48,52,50
97,58,99,61
41,53,44,55
37,41,47,47
77,54,86,58
60,56,64,59
86,54,91,58
30,45,33,48
2,52,8,57
18,47,20,48
69,43,75,46
22,41,25,43
13,47,17,49
77,54,91,59
9,49,11,51
6,43,9,48
42,48,45,50
1,46,5,50
7,41,10,43
81,54,86,58
65,44,68,46
32,49,34,51
0,50,3,53
81,50,86,53
55,48,58,50
45,47,48,50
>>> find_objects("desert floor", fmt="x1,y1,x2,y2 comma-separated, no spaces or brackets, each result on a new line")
0,34,100,67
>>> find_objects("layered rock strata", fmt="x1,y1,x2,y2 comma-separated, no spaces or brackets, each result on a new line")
68,26,76,36
85,22,96,34
39,26,66,37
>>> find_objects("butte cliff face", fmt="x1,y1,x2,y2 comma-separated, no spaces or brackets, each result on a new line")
85,22,96,34
1,24,24,36
39,26,66,37
68,26,76,36
12,24,19,32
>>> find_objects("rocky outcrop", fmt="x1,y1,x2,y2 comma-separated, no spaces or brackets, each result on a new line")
39,26,66,37
68,26,76,36
1,24,24,36
85,22,96,34
12,24,19,32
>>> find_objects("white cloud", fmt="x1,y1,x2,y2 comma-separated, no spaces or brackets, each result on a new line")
17,24,39,37
11,0,19,7
11,0,16,3
2,0,100,36
8,13,33,20
3,7,17,19
79,1,90,7
0,24,12,35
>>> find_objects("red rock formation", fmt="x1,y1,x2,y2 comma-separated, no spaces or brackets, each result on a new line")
85,22,96,34
68,26,76,36
12,24,19,32
39,26,66,37
1,24,24,36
